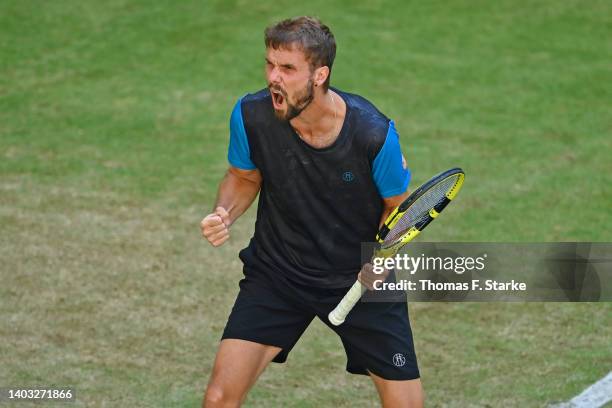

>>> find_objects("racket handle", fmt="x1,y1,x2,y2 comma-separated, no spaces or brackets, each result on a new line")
328,280,367,326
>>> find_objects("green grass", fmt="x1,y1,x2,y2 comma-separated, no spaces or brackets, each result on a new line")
1,0,611,406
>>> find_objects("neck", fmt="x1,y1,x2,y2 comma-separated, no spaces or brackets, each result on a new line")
290,89,344,148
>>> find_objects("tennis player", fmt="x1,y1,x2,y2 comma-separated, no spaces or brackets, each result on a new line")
200,16,423,407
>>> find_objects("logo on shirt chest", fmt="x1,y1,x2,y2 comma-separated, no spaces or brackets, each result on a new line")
342,171,355,182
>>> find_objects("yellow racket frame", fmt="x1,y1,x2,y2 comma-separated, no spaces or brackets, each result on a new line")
374,171,464,258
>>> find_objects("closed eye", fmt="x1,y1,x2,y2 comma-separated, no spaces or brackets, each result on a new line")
265,58,296,72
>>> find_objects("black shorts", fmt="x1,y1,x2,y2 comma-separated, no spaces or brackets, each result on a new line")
222,267,420,381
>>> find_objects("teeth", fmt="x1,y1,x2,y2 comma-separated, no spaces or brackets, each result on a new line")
272,91,283,105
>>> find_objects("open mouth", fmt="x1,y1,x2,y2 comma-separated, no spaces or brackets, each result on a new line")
270,89,285,109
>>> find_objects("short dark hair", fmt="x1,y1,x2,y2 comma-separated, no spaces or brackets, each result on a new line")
264,16,336,90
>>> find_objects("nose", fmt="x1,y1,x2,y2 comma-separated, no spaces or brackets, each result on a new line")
267,65,281,85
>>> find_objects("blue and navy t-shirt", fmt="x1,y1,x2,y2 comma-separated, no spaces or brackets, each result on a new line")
228,88,410,288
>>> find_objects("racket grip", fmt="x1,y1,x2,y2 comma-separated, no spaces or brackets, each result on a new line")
328,280,367,326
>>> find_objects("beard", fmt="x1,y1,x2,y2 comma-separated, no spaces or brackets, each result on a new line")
270,77,315,121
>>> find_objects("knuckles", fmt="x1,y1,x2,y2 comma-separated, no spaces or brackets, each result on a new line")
200,214,230,246
211,235,229,247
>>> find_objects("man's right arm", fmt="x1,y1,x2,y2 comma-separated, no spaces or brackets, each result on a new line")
200,166,262,247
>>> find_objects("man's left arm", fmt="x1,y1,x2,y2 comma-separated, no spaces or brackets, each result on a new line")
358,190,410,290
359,119,411,290
379,189,409,228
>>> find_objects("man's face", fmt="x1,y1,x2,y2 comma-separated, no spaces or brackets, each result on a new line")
265,46,315,121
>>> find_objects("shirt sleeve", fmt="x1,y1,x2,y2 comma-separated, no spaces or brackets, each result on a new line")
371,120,411,198
227,97,256,170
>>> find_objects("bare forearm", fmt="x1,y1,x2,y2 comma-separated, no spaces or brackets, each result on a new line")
214,167,261,225
379,190,410,227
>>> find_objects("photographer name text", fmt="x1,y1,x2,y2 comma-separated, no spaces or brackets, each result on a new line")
373,279,527,291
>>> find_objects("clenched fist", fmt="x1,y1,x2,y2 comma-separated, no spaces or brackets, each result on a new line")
201,207,231,247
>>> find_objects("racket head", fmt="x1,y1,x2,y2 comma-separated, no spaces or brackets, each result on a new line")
376,168,465,253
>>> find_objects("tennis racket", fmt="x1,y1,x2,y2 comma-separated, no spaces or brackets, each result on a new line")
328,167,465,326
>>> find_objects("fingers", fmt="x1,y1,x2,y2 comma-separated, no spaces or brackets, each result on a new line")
358,263,376,291
215,207,231,227
205,222,227,235
358,272,376,291
200,211,230,247
208,231,229,247
200,214,223,231
358,262,390,291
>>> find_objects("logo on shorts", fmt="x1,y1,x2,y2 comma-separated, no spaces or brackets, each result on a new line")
392,353,406,367
342,171,355,182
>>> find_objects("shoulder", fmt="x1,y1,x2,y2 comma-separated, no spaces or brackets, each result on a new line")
238,89,271,118
339,90,387,119
336,89,392,159
230,89,275,134
241,88,270,105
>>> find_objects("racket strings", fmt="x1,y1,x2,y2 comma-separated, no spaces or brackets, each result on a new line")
382,175,460,247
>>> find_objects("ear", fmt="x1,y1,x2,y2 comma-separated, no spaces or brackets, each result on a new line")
314,66,330,87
